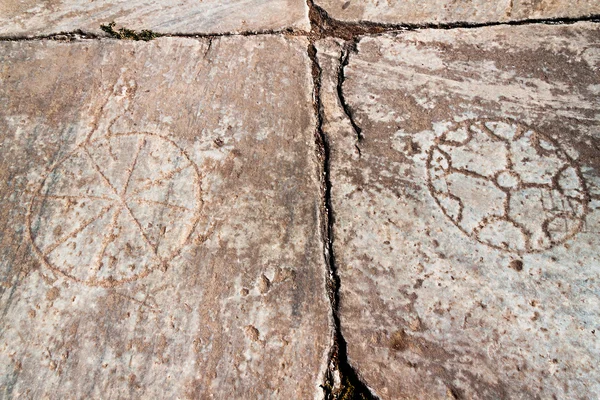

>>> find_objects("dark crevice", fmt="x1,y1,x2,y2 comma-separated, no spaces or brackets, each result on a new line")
364,13,600,31
0,27,303,42
336,40,363,157
154,27,302,38
1,8,598,42
108,26,304,39
308,0,378,392
308,42,377,400
100,22,160,41
309,3,376,396
307,0,391,40
0,30,101,42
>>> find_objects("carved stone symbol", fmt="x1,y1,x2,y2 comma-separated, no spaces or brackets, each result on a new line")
427,119,589,254
27,133,202,287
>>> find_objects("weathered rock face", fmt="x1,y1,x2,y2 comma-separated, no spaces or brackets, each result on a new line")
317,22,600,399
315,0,600,25
0,36,330,398
0,0,310,37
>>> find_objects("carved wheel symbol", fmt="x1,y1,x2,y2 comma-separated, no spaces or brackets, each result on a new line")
427,119,589,254
27,133,202,287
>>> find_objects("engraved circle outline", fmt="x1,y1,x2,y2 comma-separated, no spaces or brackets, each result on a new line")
426,119,590,254
27,132,204,287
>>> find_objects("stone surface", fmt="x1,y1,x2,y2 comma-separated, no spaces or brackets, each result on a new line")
0,0,309,37
317,22,600,399
315,0,600,25
0,36,329,398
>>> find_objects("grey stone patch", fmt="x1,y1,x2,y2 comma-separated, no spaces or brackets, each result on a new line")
0,36,329,398
0,0,309,37
315,0,600,25
317,22,600,399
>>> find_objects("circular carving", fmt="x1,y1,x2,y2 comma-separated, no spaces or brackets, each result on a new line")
427,119,589,254
27,133,202,286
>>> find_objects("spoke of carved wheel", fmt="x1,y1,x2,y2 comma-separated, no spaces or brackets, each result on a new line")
504,191,511,218
481,123,510,144
120,202,161,261
128,162,193,197
449,166,489,181
35,194,115,202
83,147,120,197
521,181,553,190
505,141,514,169
121,136,146,197
43,204,114,256
128,197,193,212
94,206,122,272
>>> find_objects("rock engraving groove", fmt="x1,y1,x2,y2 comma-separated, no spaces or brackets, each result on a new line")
27,132,203,287
427,119,589,254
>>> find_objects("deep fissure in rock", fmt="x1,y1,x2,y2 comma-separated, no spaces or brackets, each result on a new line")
308,41,376,400
335,40,364,157
307,1,378,396
1,8,598,42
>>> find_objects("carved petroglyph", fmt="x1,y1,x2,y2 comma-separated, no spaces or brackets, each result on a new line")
427,119,589,254
27,132,203,287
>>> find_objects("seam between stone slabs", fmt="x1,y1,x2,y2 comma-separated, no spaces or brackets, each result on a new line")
307,41,378,400
0,28,306,42
0,12,599,41
307,1,378,398
306,42,334,397
336,40,363,157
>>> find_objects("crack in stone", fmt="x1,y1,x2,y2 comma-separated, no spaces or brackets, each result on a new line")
307,42,338,399
0,30,102,42
0,9,598,42
308,6,377,397
336,40,363,157
0,27,303,42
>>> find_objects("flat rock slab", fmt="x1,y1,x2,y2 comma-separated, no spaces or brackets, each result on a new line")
0,0,309,37
317,22,600,399
315,0,600,25
0,36,329,398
